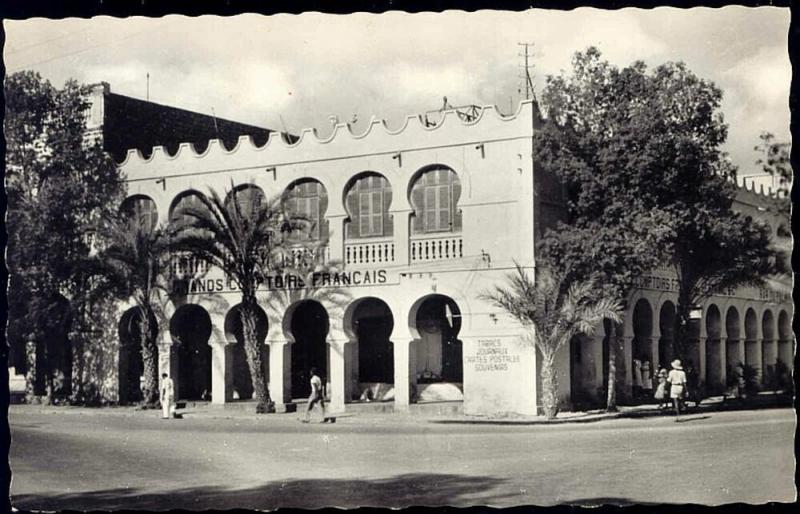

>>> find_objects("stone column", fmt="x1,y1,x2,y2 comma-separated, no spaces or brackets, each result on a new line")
169,344,181,401
392,338,416,411
697,337,707,385
327,339,351,414
268,340,293,412
718,337,727,391
210,340,234,405
393,211,411,267
328,216,346,263
650,325,661,370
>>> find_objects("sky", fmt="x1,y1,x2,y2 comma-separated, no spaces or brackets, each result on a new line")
4,7,790,176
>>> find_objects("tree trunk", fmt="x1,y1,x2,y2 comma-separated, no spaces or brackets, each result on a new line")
241,300,272,413
139,308,160,407
673,296,692,363
606,323,619,412
540,350,559,419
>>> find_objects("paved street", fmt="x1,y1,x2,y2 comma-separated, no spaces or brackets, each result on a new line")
9,406,796,510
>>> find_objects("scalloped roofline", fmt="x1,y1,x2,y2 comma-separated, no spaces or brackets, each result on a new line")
115,100,535,167
732,173,785,200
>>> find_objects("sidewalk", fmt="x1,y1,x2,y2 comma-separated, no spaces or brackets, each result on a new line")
10,391,792,425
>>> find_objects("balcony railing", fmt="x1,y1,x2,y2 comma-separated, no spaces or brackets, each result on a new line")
410,234,463,262
345,237,395,265
281,245,330,268
169,254,209,277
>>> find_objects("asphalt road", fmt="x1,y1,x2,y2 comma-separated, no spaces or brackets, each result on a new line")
9,406,796,510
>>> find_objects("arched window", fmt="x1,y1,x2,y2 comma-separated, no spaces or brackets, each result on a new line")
120,195,158,231
345,173,393,239
409,166,462,235
285,179,328,240
224,184,265,221
169,190,206,229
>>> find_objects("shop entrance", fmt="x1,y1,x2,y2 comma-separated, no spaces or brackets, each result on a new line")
413,294,463,386
289,300,330,399
171,304,212,401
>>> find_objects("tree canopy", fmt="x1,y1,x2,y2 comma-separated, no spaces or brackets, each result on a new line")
535,48,785,395
6,71,126,376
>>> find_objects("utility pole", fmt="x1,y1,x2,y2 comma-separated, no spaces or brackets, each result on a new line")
146,72,150,101
518,42,536,101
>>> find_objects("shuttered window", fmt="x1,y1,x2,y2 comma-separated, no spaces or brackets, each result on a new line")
121,196,158,231
226,185,264,220
170,192,204,229
345,173,392,239
286,180,327,240
412,167,460,234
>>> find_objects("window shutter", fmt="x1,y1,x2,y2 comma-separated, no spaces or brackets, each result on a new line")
371,190,383,236
359,192,371,236
424,186,437,232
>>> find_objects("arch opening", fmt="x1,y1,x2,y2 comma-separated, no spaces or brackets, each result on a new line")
288,300,330,399
743,308,760,378
170,304,213,401
345,298,395,402
224,304,269,401
412,294,463,393
118,307,158,404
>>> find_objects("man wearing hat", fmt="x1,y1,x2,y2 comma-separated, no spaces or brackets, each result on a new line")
667,359,688,420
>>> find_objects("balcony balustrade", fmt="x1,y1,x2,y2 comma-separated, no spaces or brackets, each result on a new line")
169,253,209,277
281,244,330,268
410,233,463,262
344,237,396,265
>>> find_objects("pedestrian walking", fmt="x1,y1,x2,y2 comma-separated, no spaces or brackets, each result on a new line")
667,359,688,421
159,373,175,419
654,367,669,409
302,367,330,423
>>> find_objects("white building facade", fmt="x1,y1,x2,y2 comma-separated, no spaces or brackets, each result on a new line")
116,100,793,415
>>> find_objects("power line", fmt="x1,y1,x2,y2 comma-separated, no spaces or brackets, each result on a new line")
5,26,93,56
8,21,170,72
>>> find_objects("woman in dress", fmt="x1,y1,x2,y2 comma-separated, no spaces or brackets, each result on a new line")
654,367,669,410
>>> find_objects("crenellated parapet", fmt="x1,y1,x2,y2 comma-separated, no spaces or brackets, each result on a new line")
117,101,535,175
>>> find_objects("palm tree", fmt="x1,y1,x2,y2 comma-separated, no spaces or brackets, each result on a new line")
99,218,171,407
172,184,302,413
262,239,351,321
482,264,623,419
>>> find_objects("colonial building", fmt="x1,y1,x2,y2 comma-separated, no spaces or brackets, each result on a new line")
113,99,793,415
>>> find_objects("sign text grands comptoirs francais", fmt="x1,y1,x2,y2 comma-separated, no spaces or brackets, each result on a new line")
173,270,389,295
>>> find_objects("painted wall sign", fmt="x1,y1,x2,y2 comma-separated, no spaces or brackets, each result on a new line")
465,338,521,372
173,269,389,295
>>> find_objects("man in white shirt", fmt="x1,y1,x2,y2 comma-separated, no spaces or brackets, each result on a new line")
667,359,687,421
160,373,175,419
302,367,329,423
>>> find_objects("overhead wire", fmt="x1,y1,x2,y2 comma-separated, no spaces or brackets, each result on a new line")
8,20,171,72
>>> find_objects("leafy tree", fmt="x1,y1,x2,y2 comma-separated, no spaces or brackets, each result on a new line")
754,131,791,199
96,218,172,406
172,185,303,413
482,263,622,419
534,48,784,408
5,71,126,401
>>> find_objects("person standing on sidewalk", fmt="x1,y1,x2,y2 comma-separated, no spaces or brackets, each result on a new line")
159,373,175,419
302,367,329,423
667,359,687,421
